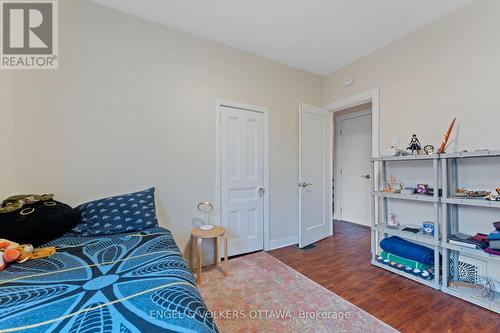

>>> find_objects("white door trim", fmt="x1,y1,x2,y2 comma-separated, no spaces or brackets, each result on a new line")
325,89,380,221
325,88,380,158
336,109,371,122
214,98,270,251
335,109,372,221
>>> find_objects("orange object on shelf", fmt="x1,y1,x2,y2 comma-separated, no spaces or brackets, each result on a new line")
438,118,456,154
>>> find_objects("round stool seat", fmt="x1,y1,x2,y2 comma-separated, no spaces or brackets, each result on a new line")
191,226,225,239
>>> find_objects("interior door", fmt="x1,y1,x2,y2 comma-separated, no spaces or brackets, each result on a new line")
299,103,333,248
338,111,372,226
221,106,264,256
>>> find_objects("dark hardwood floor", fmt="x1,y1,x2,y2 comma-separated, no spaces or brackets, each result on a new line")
268,221,500,333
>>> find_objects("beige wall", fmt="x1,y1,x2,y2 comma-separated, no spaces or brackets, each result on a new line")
324,0,500,152
0,71,15,198
6,0,323,256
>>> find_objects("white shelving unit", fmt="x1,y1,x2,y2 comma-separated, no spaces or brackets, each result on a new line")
371,154,441,290
441,150,500,314
370,150,500,313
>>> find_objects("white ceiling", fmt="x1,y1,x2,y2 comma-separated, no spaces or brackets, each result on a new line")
92,0,476,75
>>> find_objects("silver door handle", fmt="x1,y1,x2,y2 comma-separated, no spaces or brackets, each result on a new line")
362,174,371,179
258,187,266,195
298,182,312,188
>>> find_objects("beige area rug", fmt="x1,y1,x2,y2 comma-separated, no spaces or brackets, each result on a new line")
198,251,398,333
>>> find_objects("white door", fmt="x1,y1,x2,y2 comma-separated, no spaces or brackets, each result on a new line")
220,106,265,256
338,111,372,226
299,103,333,248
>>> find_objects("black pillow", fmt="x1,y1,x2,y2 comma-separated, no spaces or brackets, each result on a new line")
0,199,80,247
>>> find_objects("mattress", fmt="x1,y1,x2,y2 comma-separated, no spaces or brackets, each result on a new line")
0,227,218,333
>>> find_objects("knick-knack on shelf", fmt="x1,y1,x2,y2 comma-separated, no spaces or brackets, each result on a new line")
407,134,422,154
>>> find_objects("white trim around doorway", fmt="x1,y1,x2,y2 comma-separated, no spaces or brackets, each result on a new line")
325,89,380,159
324,89,380,223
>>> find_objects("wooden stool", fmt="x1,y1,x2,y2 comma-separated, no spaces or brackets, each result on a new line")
189,226,228,283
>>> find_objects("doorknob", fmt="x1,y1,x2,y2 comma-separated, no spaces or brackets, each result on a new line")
258,187,266,195
299,182,312,188
362,174,371,179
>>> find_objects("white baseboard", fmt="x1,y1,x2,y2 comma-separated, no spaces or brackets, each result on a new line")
269,235,298,250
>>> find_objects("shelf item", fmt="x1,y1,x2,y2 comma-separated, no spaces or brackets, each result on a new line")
489,240,500,250
380,251,430,270
371,191,438,203
380,236,435,266
448,239,482,250
371,260,439,289
375,255,434,280
448,232,489,250
441,197,500,208
442,242,500,263
373,224,438,246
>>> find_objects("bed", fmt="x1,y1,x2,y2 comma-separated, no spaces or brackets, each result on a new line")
0,227,218,333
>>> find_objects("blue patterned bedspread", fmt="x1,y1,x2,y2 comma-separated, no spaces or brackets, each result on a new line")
0,227,218,333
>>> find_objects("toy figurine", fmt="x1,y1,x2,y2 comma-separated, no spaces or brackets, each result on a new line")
0,240,19,271
407,134,422,154
423,145,435,155
417,184,428,195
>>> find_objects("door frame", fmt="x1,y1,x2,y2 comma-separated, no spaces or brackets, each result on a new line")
214,98,270,251
325,89,380,221
335,109,372,222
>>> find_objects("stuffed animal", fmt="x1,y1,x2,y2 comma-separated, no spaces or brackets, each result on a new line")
0,240,20,271
0,239,56,269
17,244,56,263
